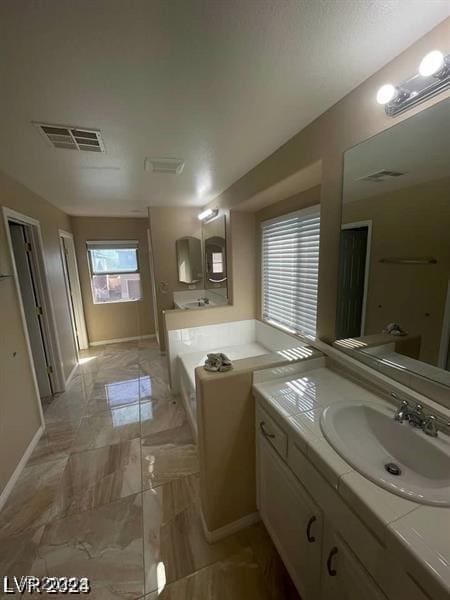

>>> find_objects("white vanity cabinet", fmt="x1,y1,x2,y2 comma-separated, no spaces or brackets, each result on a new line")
256,400,392,600
320,525,388,600
258,430,323,599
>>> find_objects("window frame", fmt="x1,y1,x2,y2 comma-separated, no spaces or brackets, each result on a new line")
86,240,142,305
261,204,320,339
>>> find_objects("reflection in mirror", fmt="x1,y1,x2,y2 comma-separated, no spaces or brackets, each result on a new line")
335,99,450,392
203,214,228,302
176,236,202,284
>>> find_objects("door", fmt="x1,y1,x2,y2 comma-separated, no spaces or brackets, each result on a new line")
147,227,160,347
259,432,322,599
336,226,369,339
59,232,88,351
321,525,387,600
9,222,53,397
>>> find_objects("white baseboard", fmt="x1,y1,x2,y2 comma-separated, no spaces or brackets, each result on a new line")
89,334,156,347
0,425,44,511
199,506,260,543
65,362,79,387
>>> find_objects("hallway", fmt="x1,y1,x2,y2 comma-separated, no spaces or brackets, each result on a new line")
0,340,297,599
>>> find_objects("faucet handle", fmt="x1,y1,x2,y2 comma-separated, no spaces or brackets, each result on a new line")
393,398,409,422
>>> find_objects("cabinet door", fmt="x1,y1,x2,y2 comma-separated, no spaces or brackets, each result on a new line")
321,525,387,600
259,433,322,600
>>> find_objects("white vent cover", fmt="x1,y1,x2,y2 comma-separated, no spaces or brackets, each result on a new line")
33,123,105,152
144,157,185,174
357,169,405,183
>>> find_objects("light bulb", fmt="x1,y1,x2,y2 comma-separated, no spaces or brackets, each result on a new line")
198,208,218,221
376,84,397,105
419,50,444,77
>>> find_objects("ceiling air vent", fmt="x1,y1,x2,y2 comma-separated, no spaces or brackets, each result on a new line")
357,169,405,183
33,123,105,153
144,157,185,174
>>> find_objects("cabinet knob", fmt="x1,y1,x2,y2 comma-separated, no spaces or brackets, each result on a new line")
259,421,275,439
306,515,317,543
326,546,338,576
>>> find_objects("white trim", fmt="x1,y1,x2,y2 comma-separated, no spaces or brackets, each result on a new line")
89,334,155,346
341,220,372,336
0,425,44,511
3,208,62,427
199,506,260,543
65,362,79,387
438,279,450,369
3,207,66,394
59,229,89,350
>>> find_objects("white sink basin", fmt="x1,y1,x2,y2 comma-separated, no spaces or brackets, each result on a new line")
320,401,450,506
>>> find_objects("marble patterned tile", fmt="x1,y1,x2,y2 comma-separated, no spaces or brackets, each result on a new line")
143,476,247,593
94,365,140,386
43,392,87,425
0,458,67,540
145,547,272,600
34,493,144,599
0,526,44,582
84,377,144,415
71,405,142,453
141,424,199,490
28,420,79,466
140,397,187,437
56,438,142,517
240,522,300,600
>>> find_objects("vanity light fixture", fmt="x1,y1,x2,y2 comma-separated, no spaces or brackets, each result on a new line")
377,49,449,116
198,208,218,221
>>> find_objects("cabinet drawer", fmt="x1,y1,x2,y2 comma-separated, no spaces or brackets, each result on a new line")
256,404,288,459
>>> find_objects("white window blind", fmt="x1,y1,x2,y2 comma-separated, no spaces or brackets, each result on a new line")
262,205,320,338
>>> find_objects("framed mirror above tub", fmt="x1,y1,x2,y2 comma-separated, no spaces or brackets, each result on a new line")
334,98,450,405
175,236,202,284
202,214,228,305
173,214,229,310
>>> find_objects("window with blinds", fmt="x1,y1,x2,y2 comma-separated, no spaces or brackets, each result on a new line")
261,205,320,338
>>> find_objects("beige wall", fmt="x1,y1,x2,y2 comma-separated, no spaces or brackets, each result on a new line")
149,207,203,349
0,169,75,495
202,19,450,344
71,217,155,344
342,177,450,366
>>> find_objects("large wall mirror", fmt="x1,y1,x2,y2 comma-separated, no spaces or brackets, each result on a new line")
335,98,450,397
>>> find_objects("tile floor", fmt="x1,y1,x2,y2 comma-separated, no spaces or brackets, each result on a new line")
0,339,299,599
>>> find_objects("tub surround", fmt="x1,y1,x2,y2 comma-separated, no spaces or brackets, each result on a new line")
167,318,305,393
196,347,323,542
253,360,450,600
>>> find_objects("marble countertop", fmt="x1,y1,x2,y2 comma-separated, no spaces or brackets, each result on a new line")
252,360,450,598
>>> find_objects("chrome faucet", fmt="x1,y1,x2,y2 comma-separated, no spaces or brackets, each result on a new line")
197,296,209,305
392,394,450,437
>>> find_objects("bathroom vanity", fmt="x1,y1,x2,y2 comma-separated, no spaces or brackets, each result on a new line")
253,359,450,600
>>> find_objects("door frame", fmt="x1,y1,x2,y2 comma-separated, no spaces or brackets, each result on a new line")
438,279,450,369
3,207,66,396
59,229,89,350
340,220,372,336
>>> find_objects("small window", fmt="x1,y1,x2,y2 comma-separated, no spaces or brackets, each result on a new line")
87,241,142,304
261,206,320,338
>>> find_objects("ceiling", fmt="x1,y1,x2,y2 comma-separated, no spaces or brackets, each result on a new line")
344,97,450,203
0,1,448,217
